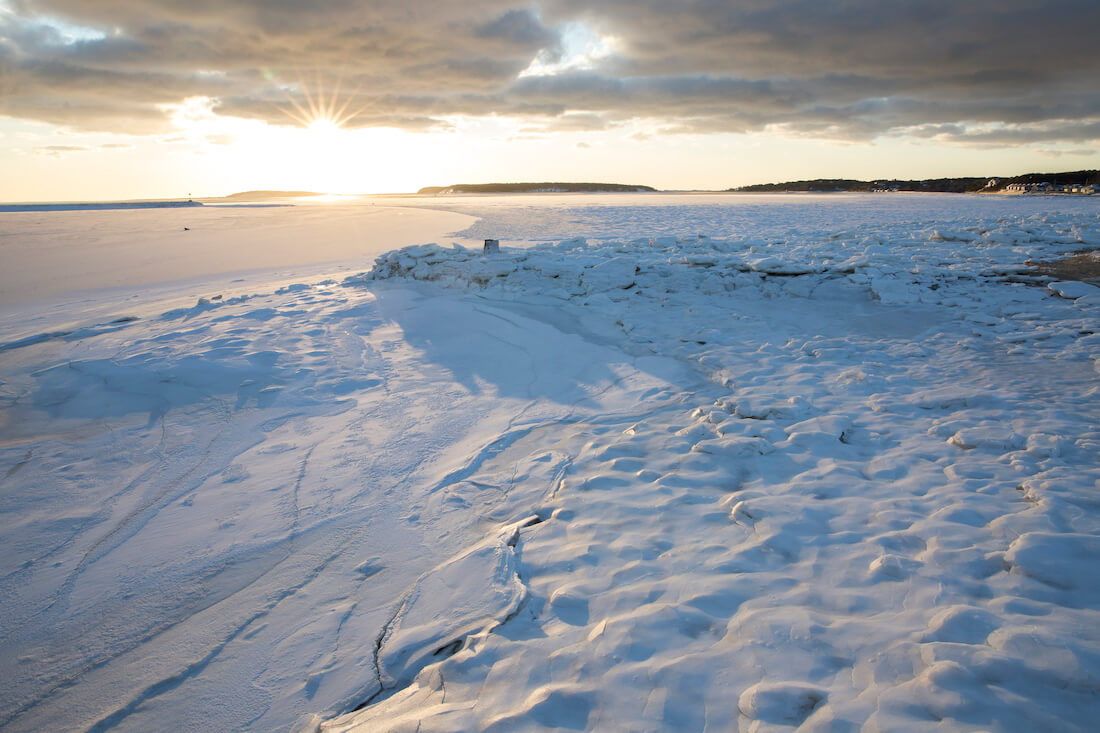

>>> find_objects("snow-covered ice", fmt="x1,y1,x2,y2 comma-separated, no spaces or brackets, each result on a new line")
1,194,1098,732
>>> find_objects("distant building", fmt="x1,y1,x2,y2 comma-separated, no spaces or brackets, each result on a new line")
1004,181,1095,194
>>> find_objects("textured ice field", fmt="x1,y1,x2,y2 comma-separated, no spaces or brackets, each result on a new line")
384,190,1100,247
1,194,1099,732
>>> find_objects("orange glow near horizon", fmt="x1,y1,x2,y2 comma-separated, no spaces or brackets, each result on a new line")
4,86,1097,203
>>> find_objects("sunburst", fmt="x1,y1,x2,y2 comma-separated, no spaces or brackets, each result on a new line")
258,72,395,192
275,73,374,132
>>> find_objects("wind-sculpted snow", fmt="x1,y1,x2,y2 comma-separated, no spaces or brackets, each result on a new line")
324,211,1100,731
0,279,690,732
1,200,1099,732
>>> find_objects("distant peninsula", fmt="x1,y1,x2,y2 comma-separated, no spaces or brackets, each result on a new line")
733,170,1099,194
218,191,323,200
417,182,656,194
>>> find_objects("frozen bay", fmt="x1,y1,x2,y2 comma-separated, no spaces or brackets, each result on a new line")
1,193,1098,731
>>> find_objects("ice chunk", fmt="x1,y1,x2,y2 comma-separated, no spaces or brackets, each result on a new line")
744,256,822,275
1047,280,1098,299
580,256,637,293
947,429,1025,451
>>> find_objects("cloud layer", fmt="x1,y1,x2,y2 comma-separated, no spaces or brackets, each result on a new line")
2,0,1099,146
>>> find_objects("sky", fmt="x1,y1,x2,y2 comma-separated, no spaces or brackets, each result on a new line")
1,0,1099,201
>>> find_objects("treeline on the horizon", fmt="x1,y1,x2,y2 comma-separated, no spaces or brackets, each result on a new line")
733,170,1099,193
222,190,321,199
418,182,656,194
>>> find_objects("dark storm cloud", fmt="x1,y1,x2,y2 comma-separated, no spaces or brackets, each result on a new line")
1,0,1098,147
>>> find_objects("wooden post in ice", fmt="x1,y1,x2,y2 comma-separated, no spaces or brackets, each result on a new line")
483,238,500,254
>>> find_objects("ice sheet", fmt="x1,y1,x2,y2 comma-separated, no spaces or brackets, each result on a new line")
1,194,1098,732
0,202,473,308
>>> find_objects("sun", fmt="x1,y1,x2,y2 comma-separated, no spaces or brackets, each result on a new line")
274,82,376,191
277,75,368,134
255,72,421,192
306,117,342,138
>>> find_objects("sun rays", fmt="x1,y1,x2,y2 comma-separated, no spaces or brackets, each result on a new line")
276,73,374,132
233,72,406,192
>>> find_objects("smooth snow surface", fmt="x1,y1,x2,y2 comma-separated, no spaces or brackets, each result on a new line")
0,201,473,307
1,194,1098,732
0,201,203,213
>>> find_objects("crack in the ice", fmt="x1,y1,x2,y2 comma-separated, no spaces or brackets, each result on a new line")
2,448,33,480
344,514,545,718
329,601,357,661
425,425,541,495
290,445,318,543
504,463,520,496
544,455,574,503
353,592,411,711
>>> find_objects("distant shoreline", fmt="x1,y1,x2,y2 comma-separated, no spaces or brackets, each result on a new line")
0,200,203,213
732,170,1099,195
6,182,1097,211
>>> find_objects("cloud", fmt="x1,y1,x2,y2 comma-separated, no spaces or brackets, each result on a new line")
476,9,556,48
1038,147,1096,158
32,141,134,155
34,143,90,155
900,120,1100,147
520,112,611,133
1,0,1098,148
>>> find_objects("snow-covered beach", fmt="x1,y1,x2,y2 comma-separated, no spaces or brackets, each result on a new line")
1,193,1098,731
